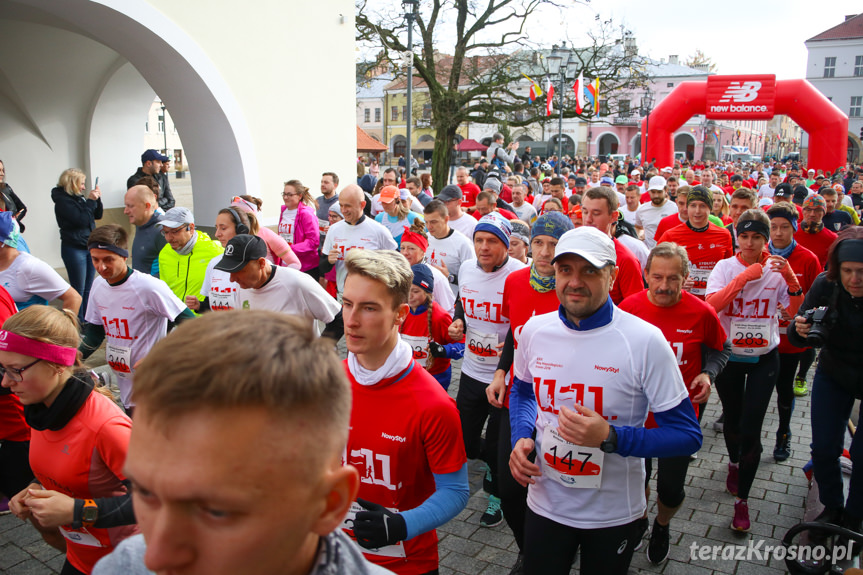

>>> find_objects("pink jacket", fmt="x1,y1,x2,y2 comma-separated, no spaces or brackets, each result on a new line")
279,203,320,271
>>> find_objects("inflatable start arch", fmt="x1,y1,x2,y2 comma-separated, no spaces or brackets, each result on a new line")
640,75,848,172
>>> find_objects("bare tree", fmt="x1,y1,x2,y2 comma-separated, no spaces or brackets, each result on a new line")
357,0,649,187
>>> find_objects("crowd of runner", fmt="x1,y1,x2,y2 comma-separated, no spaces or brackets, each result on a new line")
0,143,861,575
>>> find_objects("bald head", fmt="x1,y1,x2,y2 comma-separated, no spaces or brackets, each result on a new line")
338,184,366,224
124,185,157,226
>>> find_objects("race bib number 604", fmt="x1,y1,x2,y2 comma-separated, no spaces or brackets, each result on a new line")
466,327,497,363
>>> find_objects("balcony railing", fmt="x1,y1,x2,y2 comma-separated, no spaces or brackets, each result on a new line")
612,116,640,126
415,118,431,128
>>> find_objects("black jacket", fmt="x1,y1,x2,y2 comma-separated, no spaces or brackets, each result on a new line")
51,187,103,248
1,184,27,232
127,168,175,211
787,272,863,398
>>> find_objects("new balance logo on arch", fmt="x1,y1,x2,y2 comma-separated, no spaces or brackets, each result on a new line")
719,81,762,103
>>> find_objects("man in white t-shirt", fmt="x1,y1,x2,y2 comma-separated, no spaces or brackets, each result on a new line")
620,184,640,224
216,234,339,324
448,213,526,529
80,224,194,410
320,185,397,340
424,199,475,296
700,169,724,194
437,185,477,238
635,176,678,248
510,183,537,224
508,226,702,575
758,171,780,200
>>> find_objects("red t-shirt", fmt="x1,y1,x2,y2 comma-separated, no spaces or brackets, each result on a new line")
657,222,734,299
654,213,685,246
610,238,645,305
795,227,837,268
777,244,822,354
399,302,462,375
640,191,651,204
501,267,560,407
619,289,726,425
0,286,26,442
459,183,482,208
619,290,727,392
472,208,519,221
344,360,466,574
30,388,136,573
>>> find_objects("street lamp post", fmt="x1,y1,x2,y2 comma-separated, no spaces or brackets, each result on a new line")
160,102,168,157
640,89,654,166
547,44,570,175
403,0,418,174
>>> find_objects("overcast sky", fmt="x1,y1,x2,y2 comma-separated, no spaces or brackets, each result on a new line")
546,0,861,79
363,1,860,80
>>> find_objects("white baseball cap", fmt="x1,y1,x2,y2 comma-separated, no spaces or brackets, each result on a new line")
552,226,617,268
648,176,667,191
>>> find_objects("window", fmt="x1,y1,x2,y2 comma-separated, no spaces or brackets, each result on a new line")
619,99,630,117
402,106,408,121
364,108,370,123
851,96,862,118
391,106,398,121
824,57,836,78
422,103,432,120
375,108,381,122
144,121,149,132
157,113,165,134
667,82,674,88
855,56,863,77
599,100,610,117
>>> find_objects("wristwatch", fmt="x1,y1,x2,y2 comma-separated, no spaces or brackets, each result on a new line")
81,499,98,527
448,274,456,284
600,426,618,454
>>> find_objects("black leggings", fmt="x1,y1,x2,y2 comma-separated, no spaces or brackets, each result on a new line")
714,349,779,500
776,352,803,436
796,347,816,379
523,508,640,575
455,372,500,496
0,439,33,498
497,406,528,550
644,455,691,509
60,561,86,575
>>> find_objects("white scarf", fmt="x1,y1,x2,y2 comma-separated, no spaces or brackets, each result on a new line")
347,339,413,387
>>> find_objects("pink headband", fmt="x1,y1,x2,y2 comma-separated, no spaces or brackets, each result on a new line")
0,331,77,366
230,197,258,214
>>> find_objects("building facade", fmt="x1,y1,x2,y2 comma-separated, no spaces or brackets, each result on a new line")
804,13,863,163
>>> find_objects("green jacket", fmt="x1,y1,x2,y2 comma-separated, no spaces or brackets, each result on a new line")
158,230,223,308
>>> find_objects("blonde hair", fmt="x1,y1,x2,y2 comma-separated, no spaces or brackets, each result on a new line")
133,311,351,452
2,305,82,374
712,191,730,217
344,249,412,309
58,168,86,196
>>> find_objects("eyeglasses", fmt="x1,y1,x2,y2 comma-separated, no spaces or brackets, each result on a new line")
0,358,42,382
282,192,299,198
161,226,190,237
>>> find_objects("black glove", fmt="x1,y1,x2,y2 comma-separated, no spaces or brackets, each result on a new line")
353,498,408,550
428,341,447,358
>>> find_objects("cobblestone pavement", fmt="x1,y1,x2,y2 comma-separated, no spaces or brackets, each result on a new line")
0,353,847,574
